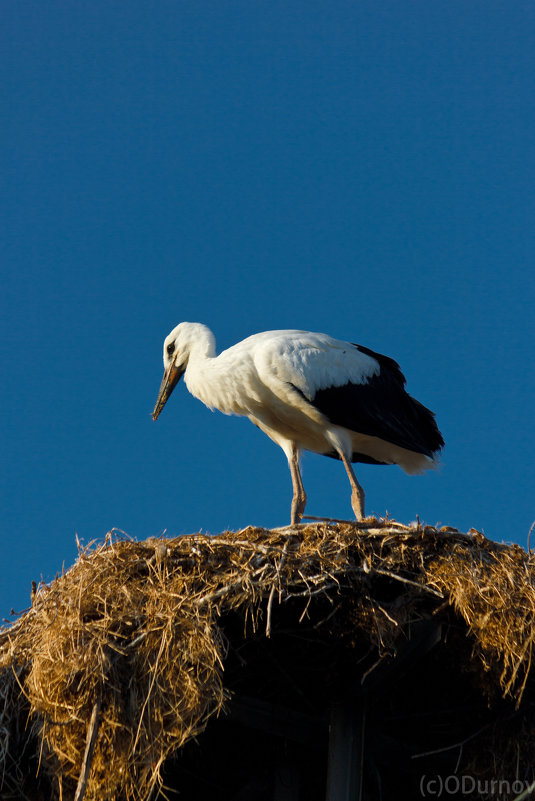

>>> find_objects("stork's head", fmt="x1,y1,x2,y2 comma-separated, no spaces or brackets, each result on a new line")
152,322,214,420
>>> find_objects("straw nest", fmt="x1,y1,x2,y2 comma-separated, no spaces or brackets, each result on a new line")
1,519,534,800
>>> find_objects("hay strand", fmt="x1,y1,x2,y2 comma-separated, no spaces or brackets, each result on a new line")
74,697,100,801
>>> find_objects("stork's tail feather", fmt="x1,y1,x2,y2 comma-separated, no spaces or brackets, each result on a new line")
407,396,444,458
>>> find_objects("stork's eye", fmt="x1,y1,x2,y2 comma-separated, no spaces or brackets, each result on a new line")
167,343,175,356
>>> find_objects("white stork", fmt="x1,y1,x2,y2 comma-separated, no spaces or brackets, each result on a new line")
152,323,444,523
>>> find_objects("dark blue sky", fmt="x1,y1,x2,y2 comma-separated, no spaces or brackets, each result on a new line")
2,2,534,619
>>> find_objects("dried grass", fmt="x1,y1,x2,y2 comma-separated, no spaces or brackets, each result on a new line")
0,519,533,800
426,532,535,701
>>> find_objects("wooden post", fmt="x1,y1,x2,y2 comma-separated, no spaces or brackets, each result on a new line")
325,695,365,801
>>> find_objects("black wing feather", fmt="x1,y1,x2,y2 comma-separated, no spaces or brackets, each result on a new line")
311,344,444,459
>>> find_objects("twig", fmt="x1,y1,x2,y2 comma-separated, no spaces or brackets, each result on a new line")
375,602,400,627
287,581,340,599
227,540,274,554
266,540,291,637
126,631,148,649
313,602,341,629
527,521,535,553
512,780,535,801
269,524,306,534
74,697,101,801
374,569,445,598
301,515,401,529
360,655,387,684
195,565,270,607
411,723,489,759
301,515,360,524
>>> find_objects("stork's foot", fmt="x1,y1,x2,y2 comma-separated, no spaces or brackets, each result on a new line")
290,491,307,525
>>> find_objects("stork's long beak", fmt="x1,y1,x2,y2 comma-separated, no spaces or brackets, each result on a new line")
152,364,185,420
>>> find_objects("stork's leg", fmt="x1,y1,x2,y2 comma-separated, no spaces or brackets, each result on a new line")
289,444,307,524
339,451,365,520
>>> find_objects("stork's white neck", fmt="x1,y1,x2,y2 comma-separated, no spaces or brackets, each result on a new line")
183,329,255,416
182,326,221,408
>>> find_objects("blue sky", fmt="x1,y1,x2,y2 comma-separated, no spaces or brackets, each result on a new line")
1,1,534,620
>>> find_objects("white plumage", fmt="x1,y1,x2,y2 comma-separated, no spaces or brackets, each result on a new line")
153,323,444,523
